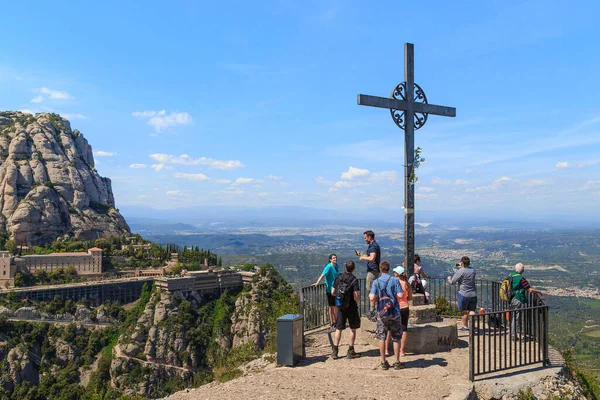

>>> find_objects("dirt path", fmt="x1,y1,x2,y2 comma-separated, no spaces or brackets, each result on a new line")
114,344,193,372
162,327,474,400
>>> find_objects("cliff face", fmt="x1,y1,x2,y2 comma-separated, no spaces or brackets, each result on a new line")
0,111,130,245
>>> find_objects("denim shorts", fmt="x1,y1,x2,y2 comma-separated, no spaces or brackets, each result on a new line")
458,293,477,312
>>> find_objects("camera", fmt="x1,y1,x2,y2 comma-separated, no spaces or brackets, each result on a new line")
455,263,461,267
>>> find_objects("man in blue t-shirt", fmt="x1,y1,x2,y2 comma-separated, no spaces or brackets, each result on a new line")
369,260,404,370
357,230,381,293
312,254,339,330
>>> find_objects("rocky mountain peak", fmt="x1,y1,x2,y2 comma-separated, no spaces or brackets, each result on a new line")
0,111,130,245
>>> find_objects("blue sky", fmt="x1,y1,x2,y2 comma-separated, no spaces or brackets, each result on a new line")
1,0,600,218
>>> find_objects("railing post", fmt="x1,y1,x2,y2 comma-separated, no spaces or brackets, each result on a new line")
543,305,549,366
299,291,305,329
469,313,475,381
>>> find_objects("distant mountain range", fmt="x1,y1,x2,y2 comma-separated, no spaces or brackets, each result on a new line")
120,204,598,233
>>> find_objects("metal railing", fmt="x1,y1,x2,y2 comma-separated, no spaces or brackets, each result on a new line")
468,294,548,380
299,275,549,381
300,277,511,330
299,279,371,331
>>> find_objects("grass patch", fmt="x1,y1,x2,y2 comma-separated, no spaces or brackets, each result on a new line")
584,329,600,338
214,367,242,383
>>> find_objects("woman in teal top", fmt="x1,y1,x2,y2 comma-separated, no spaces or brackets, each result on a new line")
313,254,340,330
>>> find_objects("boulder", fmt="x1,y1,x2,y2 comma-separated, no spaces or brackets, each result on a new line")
14,307,41,319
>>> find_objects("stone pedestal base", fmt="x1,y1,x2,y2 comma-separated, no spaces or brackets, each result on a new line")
359,317,458,354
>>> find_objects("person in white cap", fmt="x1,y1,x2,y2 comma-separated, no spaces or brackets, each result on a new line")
393,265,412,356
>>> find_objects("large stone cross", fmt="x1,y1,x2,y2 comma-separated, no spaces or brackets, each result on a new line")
357,43,456,277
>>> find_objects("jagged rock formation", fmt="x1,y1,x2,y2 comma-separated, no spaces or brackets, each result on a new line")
0,111,130,245
110,267,298,398
111,291,198,397
0,303,118,324
6,345,40,387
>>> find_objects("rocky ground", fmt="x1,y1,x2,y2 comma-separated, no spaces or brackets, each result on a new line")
162,325,474,400
161,323,585,400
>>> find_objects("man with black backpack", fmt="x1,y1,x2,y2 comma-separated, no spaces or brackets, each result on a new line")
331,260,361,360
368,261,404,370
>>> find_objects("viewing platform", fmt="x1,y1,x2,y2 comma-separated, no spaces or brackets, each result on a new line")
163,323,571,400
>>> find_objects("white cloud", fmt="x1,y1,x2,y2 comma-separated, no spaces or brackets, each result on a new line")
521,179,548,187
341,166,370,180
133,110,192,132
418,187,436,193
62,113,87,120
581,181,600,191
556,161,570,169
174,172,209,181
328,169,400,192
231,177,263,186
315,176,333,185
95,151,117,157
466,176,512,193
267,174,289,187
371,170,400,182
216,179,232,184
330,181,353,191
149,153,244,170
151,164,173,171
494,176,511,183
129,164,147,169
432,177,451,185
41,87,71,100
454,179,469,185
166,190,188,196
31,87,72,103
416,193,439,199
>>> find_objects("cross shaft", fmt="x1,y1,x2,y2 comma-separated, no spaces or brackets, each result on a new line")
356,43,456,278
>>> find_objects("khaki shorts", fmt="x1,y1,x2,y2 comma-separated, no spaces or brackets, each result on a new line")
366,271,380,293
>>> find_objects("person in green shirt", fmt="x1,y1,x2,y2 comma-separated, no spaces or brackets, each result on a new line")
312,254,340,330
509,263,542,340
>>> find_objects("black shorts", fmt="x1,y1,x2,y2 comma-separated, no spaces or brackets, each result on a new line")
326,293,337,307
335,306,360,330
400,307,410,331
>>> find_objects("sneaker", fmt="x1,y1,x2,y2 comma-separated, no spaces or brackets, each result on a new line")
381,361,390,370
393,361,403,370
399,352,406,357
331,346,339,360
347,348,361,359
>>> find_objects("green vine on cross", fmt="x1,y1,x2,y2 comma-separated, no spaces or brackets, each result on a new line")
409,147,425,185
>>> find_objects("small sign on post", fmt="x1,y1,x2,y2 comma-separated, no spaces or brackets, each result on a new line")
276,313,304,366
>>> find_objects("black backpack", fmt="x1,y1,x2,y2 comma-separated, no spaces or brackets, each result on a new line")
411,277,425,294
336,273,357,309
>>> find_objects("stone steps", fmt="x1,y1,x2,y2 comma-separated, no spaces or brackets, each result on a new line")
410,293,428,306
409,304,438,324
359,316,458,354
